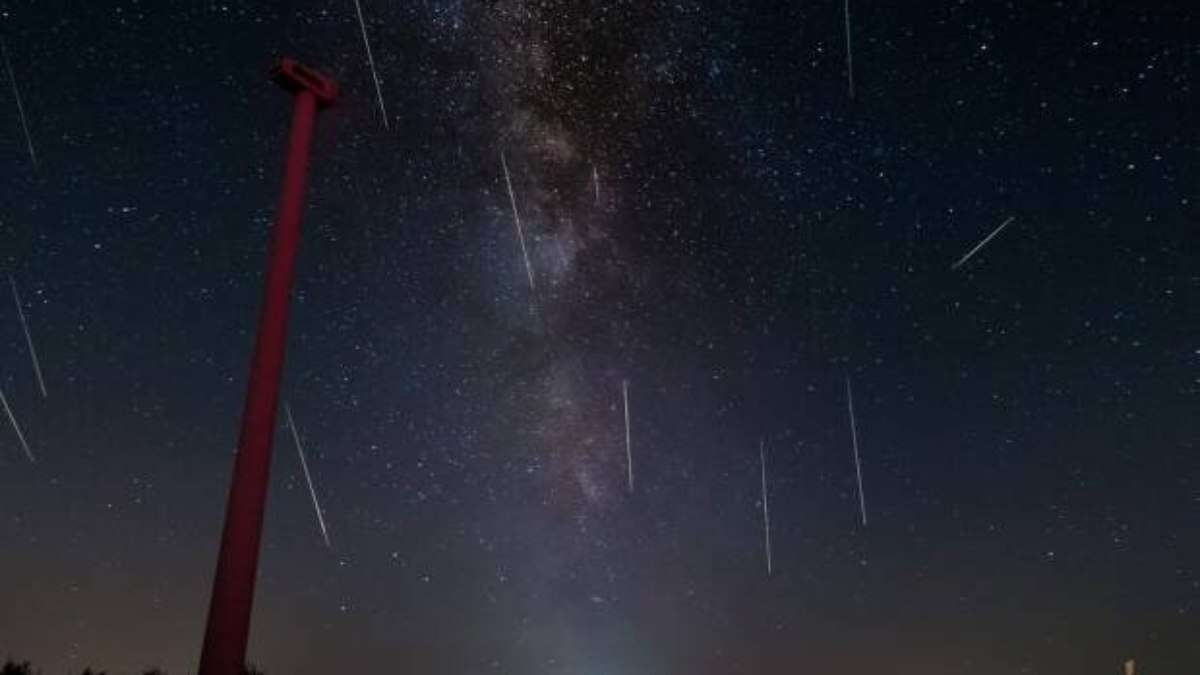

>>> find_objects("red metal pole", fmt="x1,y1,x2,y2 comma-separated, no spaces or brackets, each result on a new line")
198,59,336,675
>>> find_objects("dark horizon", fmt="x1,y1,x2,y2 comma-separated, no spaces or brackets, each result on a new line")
1,1,1197,674
1,660,260,675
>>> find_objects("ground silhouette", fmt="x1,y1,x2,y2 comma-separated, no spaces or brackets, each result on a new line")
2,660,264,675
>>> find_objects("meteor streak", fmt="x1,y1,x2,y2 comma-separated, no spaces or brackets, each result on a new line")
2,39,36,168
844,0,855,99
10,276,47,398
951,216,1016,270
0,387,34,463
846,377,867,527
284,402,331,548
760,438,772,575
622,379,632,492
500,152,536,291
351,0,389,129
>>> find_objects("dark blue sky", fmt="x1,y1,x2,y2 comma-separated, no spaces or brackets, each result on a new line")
1,1,1197,674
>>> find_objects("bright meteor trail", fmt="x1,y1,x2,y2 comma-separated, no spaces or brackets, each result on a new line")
0,387,34,463
351,0,389,130
2,39,36,169
952,216,1016,270
500,151,536,291
284,402,331,548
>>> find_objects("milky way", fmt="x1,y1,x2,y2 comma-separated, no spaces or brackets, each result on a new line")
476,1,647,519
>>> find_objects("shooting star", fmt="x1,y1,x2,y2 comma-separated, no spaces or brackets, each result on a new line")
351,0,389,129
2,39,36,168
592,163,600,206
0,388,34,463
951,215,1016,270
622,379,633,492
10,276,47,398
500,152,536,291
843,0,855,99
760,438,772,576
846,377,867,527
284,402,331,548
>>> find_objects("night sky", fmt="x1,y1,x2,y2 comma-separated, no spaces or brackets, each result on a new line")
1,1,1198,674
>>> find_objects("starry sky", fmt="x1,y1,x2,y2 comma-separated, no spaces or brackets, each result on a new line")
1,1,1198,674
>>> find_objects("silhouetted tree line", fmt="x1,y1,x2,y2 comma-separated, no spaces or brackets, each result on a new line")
2,659,264,675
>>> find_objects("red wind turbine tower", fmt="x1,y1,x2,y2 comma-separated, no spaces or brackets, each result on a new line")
197,58,337,675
